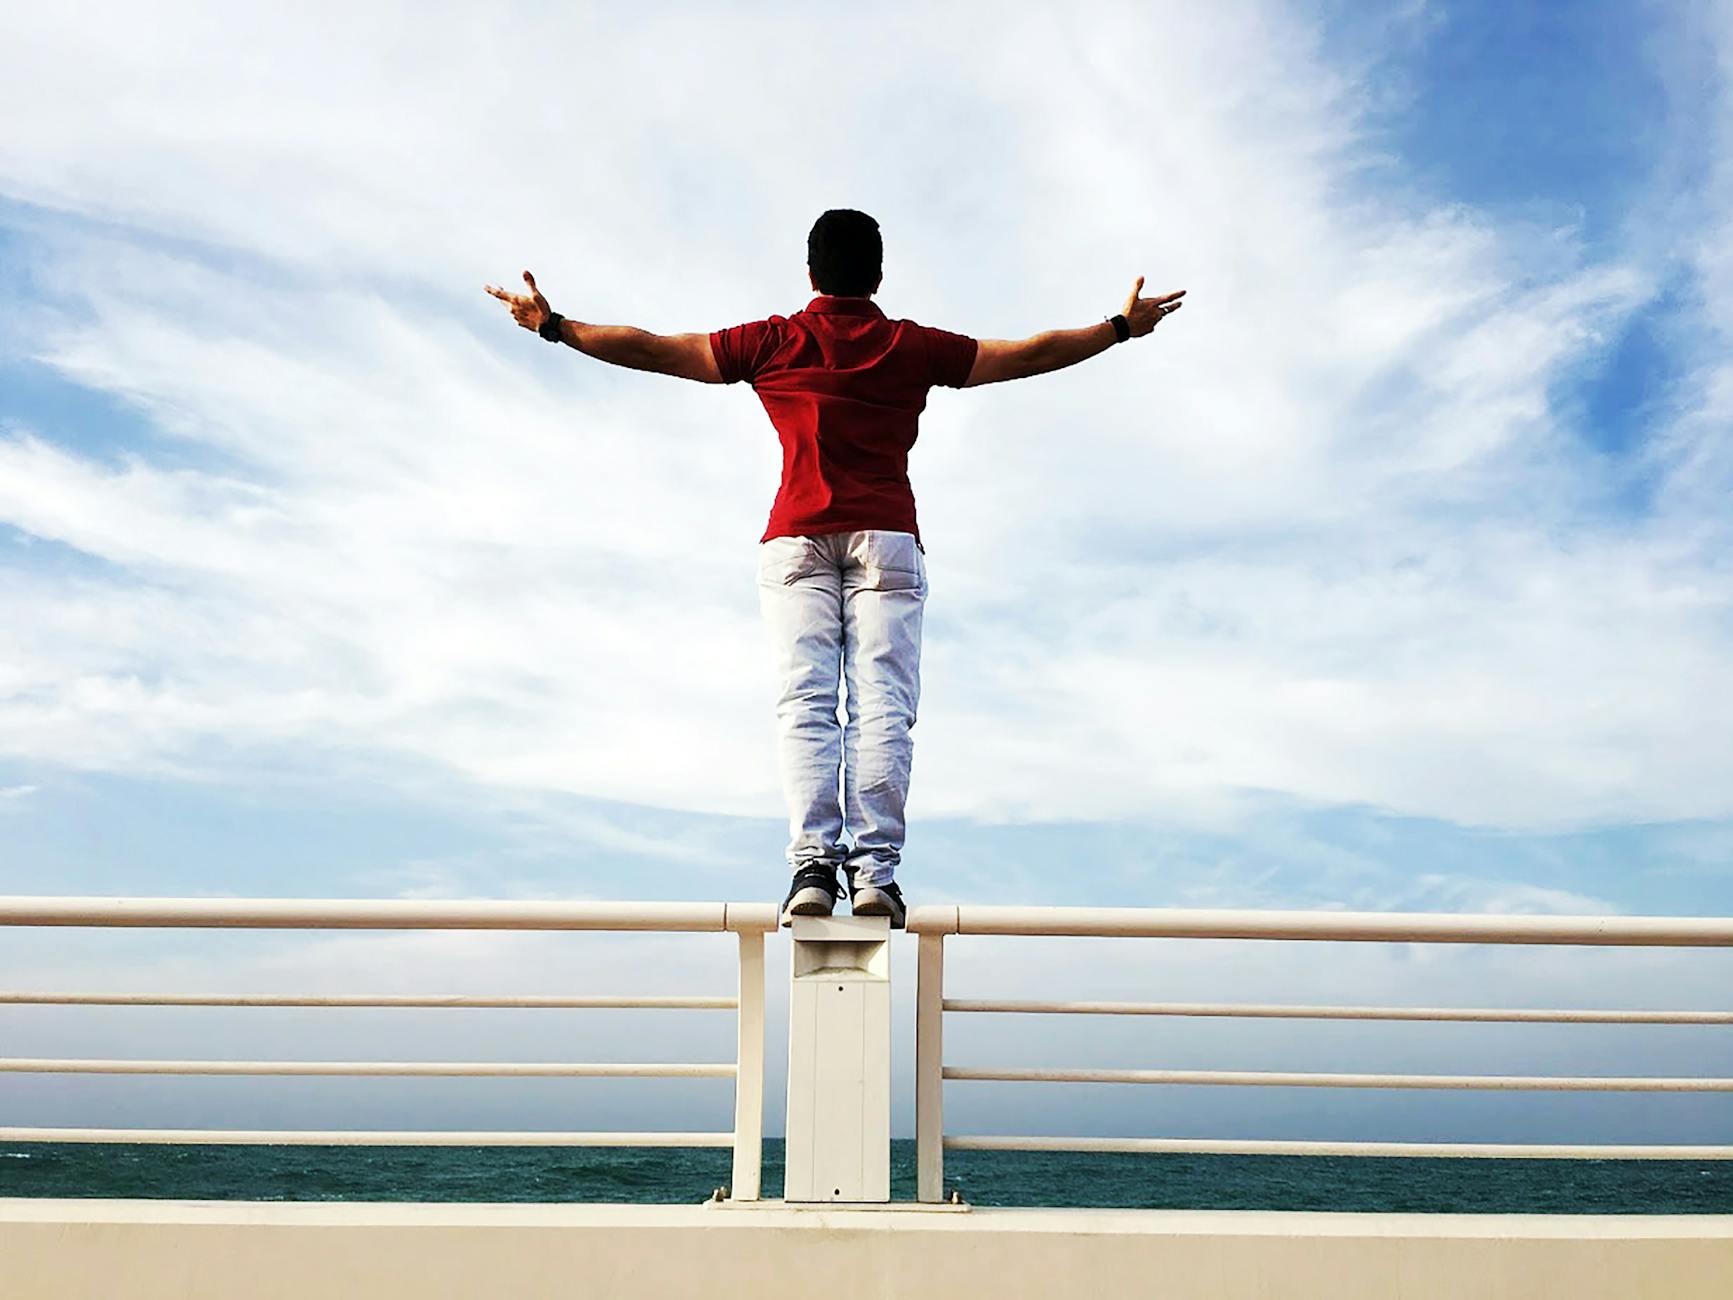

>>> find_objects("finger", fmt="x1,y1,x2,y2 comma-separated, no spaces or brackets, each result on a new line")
1152,289,1187,305
484,285,510,300
1131,274,1145,299
523,270,538,293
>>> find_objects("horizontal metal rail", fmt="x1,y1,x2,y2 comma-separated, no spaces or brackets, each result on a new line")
943,998,1733,1024
0,896,772,1196
0,1058,734,1077
944,1066,1733,1091
945,1135,1733,1160
907,904,1733,945
914,908,1733,1201
0,1127,735,1147
0,992,736,1009
0,896,779,933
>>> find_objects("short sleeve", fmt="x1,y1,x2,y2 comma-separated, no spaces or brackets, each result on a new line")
709,317,784,385
918,324,979,388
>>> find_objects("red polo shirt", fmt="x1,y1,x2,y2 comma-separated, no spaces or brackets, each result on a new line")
710,295,977,545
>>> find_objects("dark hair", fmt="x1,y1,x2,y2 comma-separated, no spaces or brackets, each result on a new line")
807,209,883,296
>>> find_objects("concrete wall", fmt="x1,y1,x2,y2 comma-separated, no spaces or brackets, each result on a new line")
3,1199,1731,1299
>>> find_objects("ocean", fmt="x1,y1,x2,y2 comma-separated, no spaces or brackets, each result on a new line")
3,1142,1730,1213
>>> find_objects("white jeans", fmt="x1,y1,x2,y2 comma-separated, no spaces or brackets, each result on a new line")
757,530,927,888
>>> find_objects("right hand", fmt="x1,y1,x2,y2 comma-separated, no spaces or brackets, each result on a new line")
1122,277,1185,337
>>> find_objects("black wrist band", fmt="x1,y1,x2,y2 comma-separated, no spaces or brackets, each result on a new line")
538,311,565,343
1109,313,1131,344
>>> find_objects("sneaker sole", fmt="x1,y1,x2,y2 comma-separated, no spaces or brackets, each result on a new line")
781,886,836,926
850,886,905,928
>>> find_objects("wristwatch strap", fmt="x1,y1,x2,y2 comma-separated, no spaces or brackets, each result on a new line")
1108,313,1131,344
538,311,565,343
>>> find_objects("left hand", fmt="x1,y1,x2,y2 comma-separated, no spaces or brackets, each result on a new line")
484,270,553,332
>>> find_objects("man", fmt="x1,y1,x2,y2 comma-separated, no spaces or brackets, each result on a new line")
486,209,1184,928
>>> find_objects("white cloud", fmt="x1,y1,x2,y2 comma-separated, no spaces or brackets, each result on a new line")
0,2,1729,835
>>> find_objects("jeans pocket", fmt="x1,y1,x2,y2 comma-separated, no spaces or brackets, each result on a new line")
758,535,819,586
853,531,924,591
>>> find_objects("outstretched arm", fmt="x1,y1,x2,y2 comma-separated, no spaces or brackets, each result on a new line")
961,277,1184,387
484,271,724,383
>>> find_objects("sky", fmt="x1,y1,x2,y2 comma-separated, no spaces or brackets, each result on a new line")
0,1,1729,1149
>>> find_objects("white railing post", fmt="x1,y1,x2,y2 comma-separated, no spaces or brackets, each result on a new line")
915,931,945,1202
729,928,765,1202
784,917,892,1203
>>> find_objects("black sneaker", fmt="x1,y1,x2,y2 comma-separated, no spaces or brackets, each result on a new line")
780,862,841,926
847,874,906,929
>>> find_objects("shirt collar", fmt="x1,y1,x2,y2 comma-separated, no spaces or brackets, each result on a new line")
804,295,885,318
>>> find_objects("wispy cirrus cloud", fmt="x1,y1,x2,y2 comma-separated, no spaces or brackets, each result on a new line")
0,1,1729,838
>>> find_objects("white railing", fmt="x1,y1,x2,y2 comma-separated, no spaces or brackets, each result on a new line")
9,896,1733,1209
0,896,775,1200
908,905,1733,1202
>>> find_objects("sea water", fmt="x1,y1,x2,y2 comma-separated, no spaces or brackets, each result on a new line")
2,1141,1730,1213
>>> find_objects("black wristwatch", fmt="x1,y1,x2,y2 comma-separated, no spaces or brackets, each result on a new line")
1107,313,1131,344
538,311,565,343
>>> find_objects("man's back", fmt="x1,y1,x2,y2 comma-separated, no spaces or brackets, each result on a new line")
710,295,977,544
486,204,1183,930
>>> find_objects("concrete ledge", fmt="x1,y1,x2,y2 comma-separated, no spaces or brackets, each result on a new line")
3,1199,1730,1299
